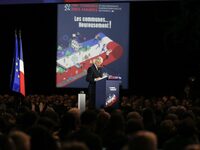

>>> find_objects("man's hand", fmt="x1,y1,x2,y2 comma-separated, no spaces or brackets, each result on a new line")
94,77,102,81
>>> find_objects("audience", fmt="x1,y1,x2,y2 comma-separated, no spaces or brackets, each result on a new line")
0,94,199,150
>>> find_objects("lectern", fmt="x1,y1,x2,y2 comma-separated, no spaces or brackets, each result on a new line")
95,76,121,109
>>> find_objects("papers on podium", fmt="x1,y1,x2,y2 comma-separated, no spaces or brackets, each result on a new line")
94,74,108,81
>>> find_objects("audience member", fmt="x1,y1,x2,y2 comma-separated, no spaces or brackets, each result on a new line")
128,131,157,150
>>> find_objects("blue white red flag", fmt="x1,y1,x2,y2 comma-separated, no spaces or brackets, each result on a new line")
11,31,25,96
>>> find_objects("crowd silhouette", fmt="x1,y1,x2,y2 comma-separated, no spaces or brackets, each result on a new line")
0,94,199,150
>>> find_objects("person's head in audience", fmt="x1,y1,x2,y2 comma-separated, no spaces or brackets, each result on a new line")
96,110,110,134
61,112,78,131
167,106,177,114
144,99,151,108
80,110,97,131
108,111,125,133
68,108,80,123
165,113,178,121
128,131,157,150
42,110,60,124
61,141,89,150
176,105,187,118
161,119,175,131
165,99,173,108
16,111,38,132
36,117,57,133
125,119,144,136
177,118,198,137
27,125,58,150
143,108,156,122
142,108,156,131
59,112,79,141
127,111,142,121
97,110,111,120
157,120,176,148
185,144,200,150
9,130,30,150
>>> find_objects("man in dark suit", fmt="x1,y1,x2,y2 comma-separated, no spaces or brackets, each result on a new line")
86,56,103,109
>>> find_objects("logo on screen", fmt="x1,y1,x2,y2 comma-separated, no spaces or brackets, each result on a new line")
64,4,71,11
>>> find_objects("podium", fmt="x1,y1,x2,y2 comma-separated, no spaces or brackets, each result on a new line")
95,77,121,109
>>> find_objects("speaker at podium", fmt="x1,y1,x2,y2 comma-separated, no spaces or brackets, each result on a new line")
95,75,121,109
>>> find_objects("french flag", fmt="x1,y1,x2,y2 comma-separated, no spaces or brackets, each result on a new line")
11,31,25,96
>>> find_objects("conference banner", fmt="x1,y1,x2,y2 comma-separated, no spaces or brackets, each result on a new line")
57,3,129,88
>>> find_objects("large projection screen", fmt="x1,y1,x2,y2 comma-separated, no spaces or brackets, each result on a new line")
0,0,143,5
56,3,129,89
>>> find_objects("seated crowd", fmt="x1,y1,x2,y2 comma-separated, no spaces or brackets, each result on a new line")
0,94,199,150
